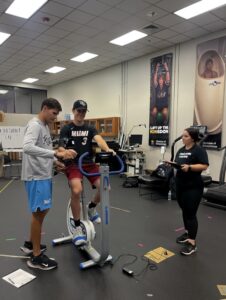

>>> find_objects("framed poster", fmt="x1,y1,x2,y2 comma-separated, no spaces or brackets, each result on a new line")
149,53,173,147
194,36,226,149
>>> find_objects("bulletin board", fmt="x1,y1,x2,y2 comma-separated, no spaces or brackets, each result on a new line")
0,126,25,149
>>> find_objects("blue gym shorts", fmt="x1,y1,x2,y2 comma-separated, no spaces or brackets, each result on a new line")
24,179,52,213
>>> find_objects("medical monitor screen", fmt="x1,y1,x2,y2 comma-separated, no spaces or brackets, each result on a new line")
129,134,143,146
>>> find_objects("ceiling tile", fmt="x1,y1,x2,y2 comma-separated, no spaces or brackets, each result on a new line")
155,0,199,13
31,11,60,26
134,5,168,22
101,7,131,22
66,9,96,24
204,20,226,32
0,0,12,13
0,23,18,34
152,28,178,39
212,5,226,21
144,0,163,3
76,25,101,37
36,34,60,43
40,1,74,18
78,0,110,16
154,14,182,27
153,39,174,48
116,0,151,14
185,27,210,38
54,19,81,31
120,15,152,29
171,21,198,33
29,39,52,49
22,21,49,33
168,34,191,44
53,0,87,9
0,14,26,27
44,27,70,38
3,40,25,50
64,32,87,43
87,17,115,30
15,29,41,39
190,12,220,26
98,0,123,5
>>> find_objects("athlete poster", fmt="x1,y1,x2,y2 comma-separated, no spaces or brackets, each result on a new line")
149,53,173,147
194,36,226,149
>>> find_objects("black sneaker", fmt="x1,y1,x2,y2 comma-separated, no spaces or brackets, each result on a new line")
20,241,47,255
27,253,58,270
176,232,189,244
180,242,197,256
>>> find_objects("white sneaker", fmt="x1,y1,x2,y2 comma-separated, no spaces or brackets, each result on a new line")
88,207,101,223
72,225,86,247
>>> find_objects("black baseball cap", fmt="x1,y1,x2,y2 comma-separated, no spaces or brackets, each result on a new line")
72,100,88,111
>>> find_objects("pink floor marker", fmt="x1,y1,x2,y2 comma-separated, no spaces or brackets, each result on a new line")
41,232,46,235
174,227,184,232
138,243,144,248
207,216,213,219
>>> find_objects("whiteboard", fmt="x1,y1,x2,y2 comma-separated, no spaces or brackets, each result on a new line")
0,126,25,149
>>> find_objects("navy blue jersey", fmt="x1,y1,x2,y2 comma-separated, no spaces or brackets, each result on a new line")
59,122,98,164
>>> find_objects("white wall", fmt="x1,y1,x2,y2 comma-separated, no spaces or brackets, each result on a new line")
1,113,34,126
48,29,226,181
48,64,121,119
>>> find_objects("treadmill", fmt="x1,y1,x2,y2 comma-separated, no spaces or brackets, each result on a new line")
202,146,226,209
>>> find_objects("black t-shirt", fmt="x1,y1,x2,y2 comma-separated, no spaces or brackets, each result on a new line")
175,144,209,188
155,84,169,110
59,122,98,164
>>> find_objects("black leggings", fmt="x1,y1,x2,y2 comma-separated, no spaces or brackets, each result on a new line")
176,185,203,240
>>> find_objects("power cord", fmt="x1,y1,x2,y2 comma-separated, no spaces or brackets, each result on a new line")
111,254,157,279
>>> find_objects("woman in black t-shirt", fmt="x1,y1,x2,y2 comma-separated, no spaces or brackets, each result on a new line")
174,127,209,256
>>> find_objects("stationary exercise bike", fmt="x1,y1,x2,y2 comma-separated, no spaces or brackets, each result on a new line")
52,151,124,269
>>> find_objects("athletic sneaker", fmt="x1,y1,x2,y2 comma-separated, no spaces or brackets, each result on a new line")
20,241,47,255
180,242,197,256
27,253,58,270
176,232,189,244
88,207,101,223
72,225,87,247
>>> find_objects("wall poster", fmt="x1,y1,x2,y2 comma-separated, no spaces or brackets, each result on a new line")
149,53,173,147
194,36,226,149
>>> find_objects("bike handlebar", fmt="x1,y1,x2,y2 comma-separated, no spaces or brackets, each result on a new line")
78,152,124,177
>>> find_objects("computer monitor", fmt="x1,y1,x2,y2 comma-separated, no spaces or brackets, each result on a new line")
129,134,143,146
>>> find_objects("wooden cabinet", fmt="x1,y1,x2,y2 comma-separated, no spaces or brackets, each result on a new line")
85,117,120,137
50,117,120,137
49,120,72,136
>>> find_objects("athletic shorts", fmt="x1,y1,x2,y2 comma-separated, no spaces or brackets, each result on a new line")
24,179,52,213
65,163,100,185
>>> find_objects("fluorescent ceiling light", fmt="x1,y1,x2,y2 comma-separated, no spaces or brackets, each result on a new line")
5,0,48,19
22,78,39,83
0,90,8,94
109,30,147,46
174,0,226,19
0,32,11,45
45,66,66,73
71,52,98,62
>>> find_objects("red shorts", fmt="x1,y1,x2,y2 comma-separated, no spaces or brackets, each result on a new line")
65,163,100,185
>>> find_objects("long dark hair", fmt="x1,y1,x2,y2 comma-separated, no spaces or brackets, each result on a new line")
185,127,199,142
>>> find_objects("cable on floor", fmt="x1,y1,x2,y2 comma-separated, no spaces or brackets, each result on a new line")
110,253,158,280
